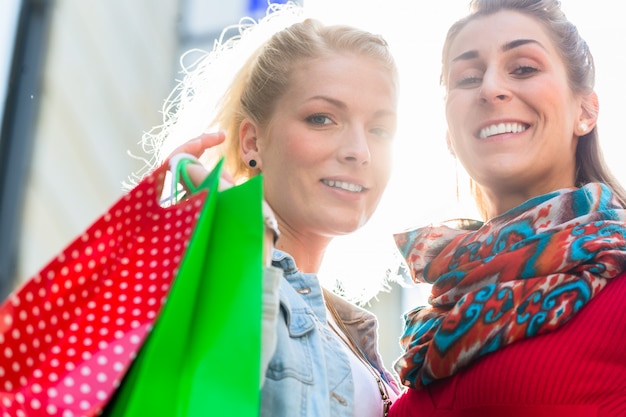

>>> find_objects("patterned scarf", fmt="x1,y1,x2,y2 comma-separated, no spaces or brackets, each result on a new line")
393,183,626,390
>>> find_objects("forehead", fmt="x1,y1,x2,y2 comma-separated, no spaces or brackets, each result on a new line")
447,10,557,59
285,53,397,104
290,52,394,81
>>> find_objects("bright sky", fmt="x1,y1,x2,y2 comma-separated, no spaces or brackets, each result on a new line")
303,1,626,302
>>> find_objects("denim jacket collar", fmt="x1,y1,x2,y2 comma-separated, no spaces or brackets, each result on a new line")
271,249,400,393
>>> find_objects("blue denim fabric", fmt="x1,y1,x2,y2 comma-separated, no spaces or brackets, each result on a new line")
260,250,399,417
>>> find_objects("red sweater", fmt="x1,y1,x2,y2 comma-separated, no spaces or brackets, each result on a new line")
389,273,626,417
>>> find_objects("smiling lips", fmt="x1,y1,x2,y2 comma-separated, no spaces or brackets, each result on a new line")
322,179,365,193
479,122,528,139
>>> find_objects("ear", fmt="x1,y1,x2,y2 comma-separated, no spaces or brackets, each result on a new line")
445,130,456,158
239,118,262,169
575,91,599,136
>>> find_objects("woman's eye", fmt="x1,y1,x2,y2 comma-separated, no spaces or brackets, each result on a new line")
512,65,538,76
455,75,482,88
306,114,333,125
370,127,393,139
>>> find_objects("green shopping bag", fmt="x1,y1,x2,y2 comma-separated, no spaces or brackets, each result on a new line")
105,157,263,416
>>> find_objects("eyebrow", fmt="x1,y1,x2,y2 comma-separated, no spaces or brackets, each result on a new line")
306,95,397,119
503,38,546,52
451,38,547,62
308,95,347,109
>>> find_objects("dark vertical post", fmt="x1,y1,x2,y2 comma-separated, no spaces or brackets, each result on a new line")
0,0,54,299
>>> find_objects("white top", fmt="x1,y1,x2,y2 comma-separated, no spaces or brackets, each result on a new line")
326,308,398,417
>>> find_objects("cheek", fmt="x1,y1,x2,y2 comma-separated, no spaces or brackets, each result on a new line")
445,93,471,124
381,155,393,184
372,146,393,186
279,133,327,165
263,135,307,167
445,132,464,157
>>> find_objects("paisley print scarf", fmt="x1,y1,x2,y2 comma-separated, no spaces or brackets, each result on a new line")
393,183,626,389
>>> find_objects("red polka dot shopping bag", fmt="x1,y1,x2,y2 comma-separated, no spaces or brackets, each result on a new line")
0,156,264,417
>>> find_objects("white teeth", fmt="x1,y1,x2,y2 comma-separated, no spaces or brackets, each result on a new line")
323,180,364,193
479,122,527,139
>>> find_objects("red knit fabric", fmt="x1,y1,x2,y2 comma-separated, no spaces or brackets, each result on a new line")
389,273,626,417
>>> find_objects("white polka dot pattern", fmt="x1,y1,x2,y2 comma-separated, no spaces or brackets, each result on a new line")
0,163,207,416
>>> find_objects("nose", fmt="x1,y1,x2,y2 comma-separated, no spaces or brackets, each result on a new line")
478,69,511,104
339,127,371,165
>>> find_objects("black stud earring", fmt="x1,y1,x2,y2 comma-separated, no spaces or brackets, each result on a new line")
249,159,257,168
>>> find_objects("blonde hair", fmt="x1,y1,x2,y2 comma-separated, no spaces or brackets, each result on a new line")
442,0,626,219
138,3,397,184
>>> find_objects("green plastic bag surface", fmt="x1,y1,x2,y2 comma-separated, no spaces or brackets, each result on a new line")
105,159,263,416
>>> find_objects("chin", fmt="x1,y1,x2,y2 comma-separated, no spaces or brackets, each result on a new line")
319,207,370,236
339,219,369,235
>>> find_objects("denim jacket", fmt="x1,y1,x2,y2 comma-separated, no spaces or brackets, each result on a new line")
260,250,400,417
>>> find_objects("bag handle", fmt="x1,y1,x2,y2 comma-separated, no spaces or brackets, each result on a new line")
166,154,280,244
166,154,225,204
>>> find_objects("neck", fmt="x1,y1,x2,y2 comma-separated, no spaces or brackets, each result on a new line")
481,179,577,220
274,230,331,273
483,192,529,220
